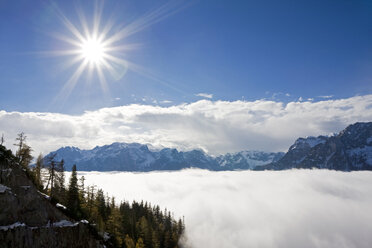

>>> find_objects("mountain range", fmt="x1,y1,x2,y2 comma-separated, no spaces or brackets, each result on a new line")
46,144,284,171
46,122,372,171
256,122,372,171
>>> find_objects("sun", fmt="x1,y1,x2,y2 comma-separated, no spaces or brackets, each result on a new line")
49,3,133,100
80,38,106,64
47,1,184,102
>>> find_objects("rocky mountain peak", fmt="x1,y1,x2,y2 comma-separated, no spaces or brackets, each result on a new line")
259,122,372,171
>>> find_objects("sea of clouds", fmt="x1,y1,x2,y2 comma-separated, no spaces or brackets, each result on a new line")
70,169,372,248
1,95,372,155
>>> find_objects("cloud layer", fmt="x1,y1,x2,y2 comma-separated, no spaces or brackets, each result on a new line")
1,95,372,155
195,93,213,99
73,169,372,248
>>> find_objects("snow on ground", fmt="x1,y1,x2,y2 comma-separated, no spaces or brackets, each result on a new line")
65,169,372,248
0,184,10,193
348,146,372,166
50,220,78,227
37,191,50,200
1,168,12,177
20,186,31,190
0,222,26,231
0,220,87,231
56,203,67,210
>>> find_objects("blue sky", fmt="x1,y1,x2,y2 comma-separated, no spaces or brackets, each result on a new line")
1,0,371,114
1,0,372,154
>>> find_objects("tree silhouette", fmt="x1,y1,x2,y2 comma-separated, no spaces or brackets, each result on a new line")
67,164,82,219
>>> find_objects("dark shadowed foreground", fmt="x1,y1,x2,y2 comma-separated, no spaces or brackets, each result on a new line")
73,169,372,248
0,148,104,247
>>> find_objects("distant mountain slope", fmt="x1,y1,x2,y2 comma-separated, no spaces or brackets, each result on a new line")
258,122,372,171
47,122,372,172
46,144,284,171
216,151,284,170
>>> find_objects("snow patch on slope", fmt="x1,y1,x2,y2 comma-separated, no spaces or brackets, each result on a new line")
348,146,372,166
0,222,26,231
0,184,11,193
290,136,326,151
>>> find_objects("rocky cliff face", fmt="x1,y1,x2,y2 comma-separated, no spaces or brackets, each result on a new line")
0,146,104,248
259,122,372,171
0,222,101,248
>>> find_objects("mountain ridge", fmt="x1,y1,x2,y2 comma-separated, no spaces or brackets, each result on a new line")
46,122,372,172
46,144,284,171
256,122,372,171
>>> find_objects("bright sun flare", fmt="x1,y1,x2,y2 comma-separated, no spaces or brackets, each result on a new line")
50,3,133,100
80,38,106,64
49,1,182,101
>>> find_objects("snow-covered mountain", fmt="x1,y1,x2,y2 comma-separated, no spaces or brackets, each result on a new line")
216,151,284,170
46,144,284,171
258,122,372,171
46,122,372,172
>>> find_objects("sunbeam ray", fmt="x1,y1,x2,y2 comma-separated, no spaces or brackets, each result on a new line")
76,8,90,40
57,12,85,43
96,64,109,96
54,59,88,105
93,0,104,38
50,33,82,47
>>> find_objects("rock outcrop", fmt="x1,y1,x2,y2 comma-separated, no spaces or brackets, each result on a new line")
0,145,104,248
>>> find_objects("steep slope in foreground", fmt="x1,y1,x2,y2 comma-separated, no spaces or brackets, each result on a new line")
0,146,104,248
47,143,284,171
258,122,372,171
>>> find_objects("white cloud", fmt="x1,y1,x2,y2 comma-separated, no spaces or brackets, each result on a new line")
195,93,213,99
71,169,372,248
160,100,172,104
319,95,334,99
0,94,372,155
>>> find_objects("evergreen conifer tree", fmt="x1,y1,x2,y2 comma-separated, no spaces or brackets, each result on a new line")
14,133,33,170
34,153,44,190
125,235,135,248
67,164,82,218
135,238,145,248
